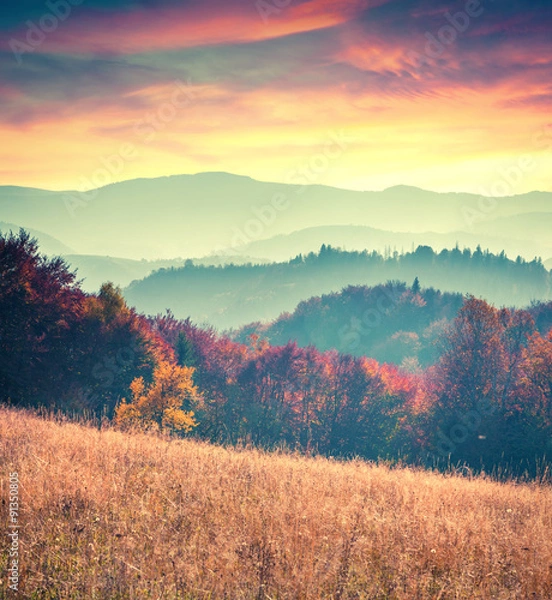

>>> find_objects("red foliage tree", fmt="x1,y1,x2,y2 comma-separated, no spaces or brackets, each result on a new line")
0,230,84,406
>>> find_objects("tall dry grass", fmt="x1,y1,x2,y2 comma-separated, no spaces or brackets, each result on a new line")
1,406,551,599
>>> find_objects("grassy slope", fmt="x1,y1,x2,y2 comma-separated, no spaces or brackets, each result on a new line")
1,407,552,599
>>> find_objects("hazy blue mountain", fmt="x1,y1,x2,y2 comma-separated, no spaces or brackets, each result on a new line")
62,255,185,293
0,221,74,255
1,174,551,260
472,213,552,250
124,246,551,331
240,225,550,263
63,253,267,293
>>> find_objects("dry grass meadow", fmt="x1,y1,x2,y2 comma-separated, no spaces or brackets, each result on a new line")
1,407,552,599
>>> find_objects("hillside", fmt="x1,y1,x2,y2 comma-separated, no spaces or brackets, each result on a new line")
242,224,552,263
0,221,74,256
124,246,551,330
234,283,552,369
62,254,267,293
1,407,551,599
1,174,551,260
472,213,552,249
233,283,466,368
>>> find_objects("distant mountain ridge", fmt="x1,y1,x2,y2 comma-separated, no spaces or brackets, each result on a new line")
0,221,74,255
0,173,550,261
241,224,552,263
124,246,551,330
62,253,269,293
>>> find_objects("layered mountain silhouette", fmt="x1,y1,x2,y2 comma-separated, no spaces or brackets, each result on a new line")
62,254,268,292
0,221,74,256
240,224,551,263
124,246,551,330
1,173,551,262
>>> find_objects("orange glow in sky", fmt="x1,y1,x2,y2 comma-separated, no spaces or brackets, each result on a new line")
0,0,551,194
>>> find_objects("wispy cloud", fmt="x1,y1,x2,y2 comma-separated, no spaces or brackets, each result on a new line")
0,0,551,193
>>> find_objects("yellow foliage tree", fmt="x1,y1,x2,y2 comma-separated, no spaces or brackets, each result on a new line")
115,361,200,434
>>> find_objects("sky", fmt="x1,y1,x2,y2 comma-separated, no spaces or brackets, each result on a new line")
0,0,551,194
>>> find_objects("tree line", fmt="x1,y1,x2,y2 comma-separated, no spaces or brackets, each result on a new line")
125,243,552,330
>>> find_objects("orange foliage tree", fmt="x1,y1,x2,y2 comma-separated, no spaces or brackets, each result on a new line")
115,361,201,434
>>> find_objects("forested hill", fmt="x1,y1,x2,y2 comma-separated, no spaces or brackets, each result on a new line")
233,284,464,369
233,283,552,369
124,245,551,330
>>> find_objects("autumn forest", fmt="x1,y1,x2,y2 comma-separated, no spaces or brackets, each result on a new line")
2,229,551,478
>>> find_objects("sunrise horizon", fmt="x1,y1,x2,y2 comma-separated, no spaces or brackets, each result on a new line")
1,0,551,194
3,169,552,198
